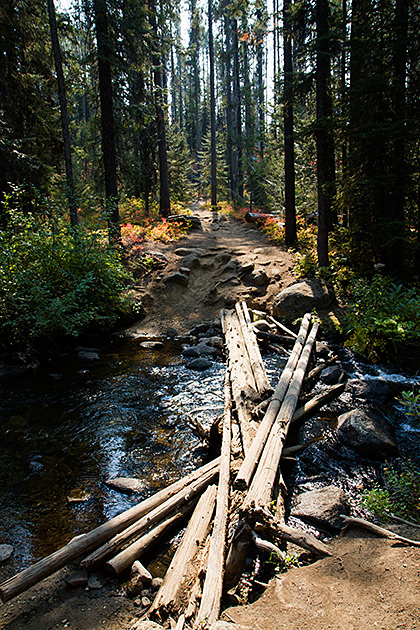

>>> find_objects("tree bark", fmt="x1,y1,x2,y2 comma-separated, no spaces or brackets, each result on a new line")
283,0,297,246
208,0,217,208
47,0,78,227
94,0,120,242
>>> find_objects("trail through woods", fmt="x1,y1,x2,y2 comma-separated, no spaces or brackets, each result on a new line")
1,204,420,630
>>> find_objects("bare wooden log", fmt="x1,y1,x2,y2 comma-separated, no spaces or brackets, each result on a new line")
267,315,298,339
223,521,252,592
195,373,232,628
282,439,321,457
80,465,219,570
247,508,331,557
250,530,285,561
221,309,258,453
105,504,192,576
383,512,420,529
255,330,296,347
291,383,345,425
0,457,220,603
235,314,312,490
236,302,272,396
150,485,217,616
176,614,185,630
244,322,319,511
340,515,420,547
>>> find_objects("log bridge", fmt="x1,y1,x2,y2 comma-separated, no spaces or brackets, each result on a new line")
0,303,346,628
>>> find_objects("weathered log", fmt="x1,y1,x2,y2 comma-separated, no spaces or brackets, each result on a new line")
245,212,279,223
105,505,192,576
340,515,420,547
250,530,285,561
80,465,219,570
236,301,272,396
267,315,298,339
383,512,420,529
255,330,296,347
176,613,185,630
235,314,312,490
150,485,217,616
291,383,346,425
0,457,220,603
282,439,320,457
195,373,232,628
223,521,253,592
247,508,331,557
244,322,319,511
221,309,259,453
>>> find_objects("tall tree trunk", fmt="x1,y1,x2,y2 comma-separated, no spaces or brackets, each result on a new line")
149,0,171,217
233,20,243,200
283,0,297,246
47,0,78,227
94,0,120,242
315,0,336,267
224,15,235,198
256,8,265,161
208,0,217,207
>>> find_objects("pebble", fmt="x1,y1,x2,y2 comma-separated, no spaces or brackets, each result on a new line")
186,358,213,371
65,570,88,588
87,575,103,589
0,544,13,562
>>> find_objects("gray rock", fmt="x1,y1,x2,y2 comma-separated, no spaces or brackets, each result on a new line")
133,622,164,630
201,336,224,349
273,279,336,320
140,341,165,349
182,346,201,358
241,262,255,274
174,247,201,257
187,358,213,371
215,252,232,265
316,341,330,358
196,342,220,356
127,574,144,597
146,250,168,263
165,327,178,338
345,378,393,402
131,561,152,582
151,577,164,590
65,570,88,588
224,294,236,308
179,267,190,275
223,259,241,273
87,575,103,589
67,489,91,503
141,596,152,608
168,214,202,231
320,365,343,385
163,272,189,287
292,485,349,531
337,408,397,458
105,477,144,494
77,351,100,362
0,544,13,562
181,253,200,269
250,269,268,287
190,323,211,336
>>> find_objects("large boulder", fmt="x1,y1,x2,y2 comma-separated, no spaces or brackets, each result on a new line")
273,279,336,320
292,485,349,531
337,408,397,459
345,378,393,402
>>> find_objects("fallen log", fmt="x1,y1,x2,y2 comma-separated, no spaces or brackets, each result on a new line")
81,465,219,570
236,301,272,397
251,530,285,561
195,373,232,628
244,321,319,511
267,315,298,339
291,382,345,425
223,521,253,592
340,515,420,547
235,314,312,491
105,504,193,576
150,485,217,617
0,457,220,603
247,507,331,557
255,330,296,347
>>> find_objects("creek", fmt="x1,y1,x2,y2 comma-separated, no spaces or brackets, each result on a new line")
0,337,418,579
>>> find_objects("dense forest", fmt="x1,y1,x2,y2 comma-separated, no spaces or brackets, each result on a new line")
0,0,420,357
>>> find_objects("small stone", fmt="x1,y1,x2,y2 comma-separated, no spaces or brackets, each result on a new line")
127,574,144,597
134,598,142,607
190,323,211,336
319,365,343,385
163,272,189,287
65,570,88,588
151,577,164,590
224,294,236,308
87,575,103,589
140,589,152,598
195,342,219,356
140,341,165,349
77,351,100,362
141,596,152,608
186,358,213,371
133,621,164,630
174,247,200,257
0,544,13,562
165,327,178,338
131,561,152,584
179,267,190,275
105,477,144,494
181,254,200,269
215,252,232,265
182,346,200,358
250,269,268,287
223,259,240,273
67,489,91,503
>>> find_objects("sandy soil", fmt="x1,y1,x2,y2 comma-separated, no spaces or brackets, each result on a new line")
1,205,420,630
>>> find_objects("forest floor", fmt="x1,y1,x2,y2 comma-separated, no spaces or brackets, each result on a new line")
1,203,420,630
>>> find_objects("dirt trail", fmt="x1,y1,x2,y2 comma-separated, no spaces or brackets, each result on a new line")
125,203,296,337
1,205,420,629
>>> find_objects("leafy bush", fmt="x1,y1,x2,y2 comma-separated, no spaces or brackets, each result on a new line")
345,274,420,361
0,209,132,347
362,462,420,524
400,390,420,422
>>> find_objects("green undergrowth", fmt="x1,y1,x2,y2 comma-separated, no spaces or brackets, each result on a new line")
362,461,420,524
0,208,132,348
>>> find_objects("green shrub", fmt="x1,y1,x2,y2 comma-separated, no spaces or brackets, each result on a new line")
0,209,132,347
400,390,420,422
345,274,420,361
362,462,420,523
